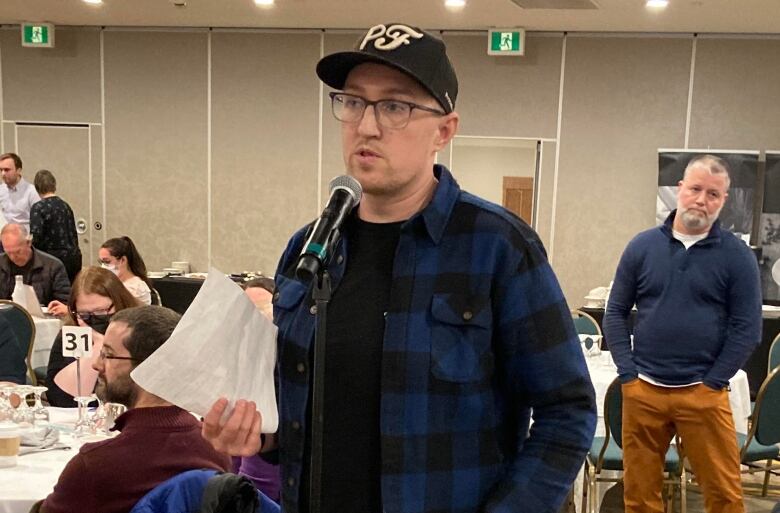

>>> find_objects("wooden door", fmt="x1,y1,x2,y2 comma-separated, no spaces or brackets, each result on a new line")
503,176,534,224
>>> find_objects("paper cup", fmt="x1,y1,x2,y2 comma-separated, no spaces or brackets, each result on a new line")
0,422,21,468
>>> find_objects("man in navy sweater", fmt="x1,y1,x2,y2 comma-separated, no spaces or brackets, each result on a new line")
604,154,762,513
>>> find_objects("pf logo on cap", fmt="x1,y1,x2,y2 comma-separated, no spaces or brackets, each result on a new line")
360,24,424,51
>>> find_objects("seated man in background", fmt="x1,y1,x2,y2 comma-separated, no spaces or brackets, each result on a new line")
34,306,231,513
0,223,70,305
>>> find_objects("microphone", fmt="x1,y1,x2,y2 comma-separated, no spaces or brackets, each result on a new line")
295,175,362,282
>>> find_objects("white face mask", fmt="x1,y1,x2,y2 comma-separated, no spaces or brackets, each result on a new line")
101,262,119,276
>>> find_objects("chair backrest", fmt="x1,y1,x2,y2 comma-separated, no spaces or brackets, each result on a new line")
0,300,36,384
572,309,603,349
750,366,780,447
151,288,162,307
595,377,624,471
769,332,780,374
572,309,602,337
603,377,624,448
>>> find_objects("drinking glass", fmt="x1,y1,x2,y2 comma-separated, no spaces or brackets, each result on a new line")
31,386,49,426
0,387,15,422
73,395,97,436
11,386,34,426
90,396,106,431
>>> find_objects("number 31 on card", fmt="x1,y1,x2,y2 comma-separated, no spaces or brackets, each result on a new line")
62,326,93,357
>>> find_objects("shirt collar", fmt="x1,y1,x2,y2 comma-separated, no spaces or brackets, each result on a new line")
111,405,194,432
410,164,460,245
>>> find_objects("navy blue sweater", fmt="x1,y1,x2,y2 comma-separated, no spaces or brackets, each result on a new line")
604,212,762,389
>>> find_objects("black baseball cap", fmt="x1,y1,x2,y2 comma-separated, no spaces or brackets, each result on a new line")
316,23,459,114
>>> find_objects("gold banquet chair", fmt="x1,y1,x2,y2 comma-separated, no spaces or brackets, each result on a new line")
739,366,780,497
0,299,37,385
572,309,603,350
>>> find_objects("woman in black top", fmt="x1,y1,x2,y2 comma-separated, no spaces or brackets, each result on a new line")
30,170,82,283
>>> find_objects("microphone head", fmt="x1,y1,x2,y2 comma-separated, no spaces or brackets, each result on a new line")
329,175,363,204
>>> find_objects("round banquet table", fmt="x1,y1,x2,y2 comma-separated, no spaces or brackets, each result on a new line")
0,408,106,513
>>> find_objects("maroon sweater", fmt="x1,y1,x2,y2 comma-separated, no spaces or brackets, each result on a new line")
41,405,230,513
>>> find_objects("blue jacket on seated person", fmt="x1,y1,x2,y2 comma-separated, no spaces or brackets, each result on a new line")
130,469,279,513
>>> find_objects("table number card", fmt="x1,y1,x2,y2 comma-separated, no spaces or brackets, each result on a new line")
61,326,93,358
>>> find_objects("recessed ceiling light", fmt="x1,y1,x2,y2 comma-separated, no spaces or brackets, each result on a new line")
445,0,466,7
646,0,669,8
83,0,103,4
254,0,274,5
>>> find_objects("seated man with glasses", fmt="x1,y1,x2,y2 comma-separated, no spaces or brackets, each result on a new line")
33,306,231,513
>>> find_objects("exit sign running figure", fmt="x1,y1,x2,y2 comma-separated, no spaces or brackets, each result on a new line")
22,23,55,48
488,29,525,56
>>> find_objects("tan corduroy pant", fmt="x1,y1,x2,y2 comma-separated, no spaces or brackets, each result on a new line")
622,379,744,513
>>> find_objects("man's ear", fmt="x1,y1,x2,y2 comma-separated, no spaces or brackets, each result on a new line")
433,112,459,152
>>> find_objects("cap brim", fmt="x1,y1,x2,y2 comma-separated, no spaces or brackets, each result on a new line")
316,51,440,107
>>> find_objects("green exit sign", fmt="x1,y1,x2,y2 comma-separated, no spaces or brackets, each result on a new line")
21,23,55,48
488,29,525,56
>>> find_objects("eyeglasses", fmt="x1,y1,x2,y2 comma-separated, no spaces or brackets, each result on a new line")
98,347,138,362
329,92,445,129
71,305,113,324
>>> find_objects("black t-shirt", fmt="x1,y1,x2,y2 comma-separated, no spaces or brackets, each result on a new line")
301,215,402,513
9,258,33,278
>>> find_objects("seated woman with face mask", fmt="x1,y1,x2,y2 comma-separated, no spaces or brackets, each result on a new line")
45,266,141,407
98,236,153,306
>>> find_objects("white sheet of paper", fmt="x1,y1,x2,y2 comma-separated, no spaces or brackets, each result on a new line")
131,268,279,433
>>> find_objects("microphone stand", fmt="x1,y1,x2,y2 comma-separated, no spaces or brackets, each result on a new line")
308,269,331,513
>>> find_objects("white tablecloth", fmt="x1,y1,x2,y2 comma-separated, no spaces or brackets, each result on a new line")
586,355,752,436
31,318,61,370
0,408,103,513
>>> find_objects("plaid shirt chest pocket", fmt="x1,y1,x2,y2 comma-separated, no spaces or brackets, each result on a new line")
429,292,493,383
273,275,313,360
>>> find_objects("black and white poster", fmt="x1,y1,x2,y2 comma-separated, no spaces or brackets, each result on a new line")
759,152,780,302
657,150,759,243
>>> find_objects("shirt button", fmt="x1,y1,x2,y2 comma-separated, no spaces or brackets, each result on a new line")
462,310,473,321
310,305,317,315
292,421,301,430
296,362,306,373
287,477,295,487
336,255,344,264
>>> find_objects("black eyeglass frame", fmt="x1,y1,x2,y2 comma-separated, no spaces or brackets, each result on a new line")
70,304,114,323
98,348,139,362
328,92,446,129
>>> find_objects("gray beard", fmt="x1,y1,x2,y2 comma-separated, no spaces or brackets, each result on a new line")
679,208,711,231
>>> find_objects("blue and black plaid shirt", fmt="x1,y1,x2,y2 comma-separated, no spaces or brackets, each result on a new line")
273,165,596,513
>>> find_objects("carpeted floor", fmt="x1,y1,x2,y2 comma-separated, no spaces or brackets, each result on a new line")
595,478,779,513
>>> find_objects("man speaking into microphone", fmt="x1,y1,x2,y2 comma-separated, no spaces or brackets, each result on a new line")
203,23,596,513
